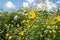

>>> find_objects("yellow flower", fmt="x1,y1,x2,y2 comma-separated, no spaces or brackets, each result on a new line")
50,20,56,25
22,20,26,23
20,31,25,36
26,25,30,29
4,24,7,26
28,11,36,19
47,26,51,29
23,9,26,13
6,34,9,37
55,16,60,22
37,8,42,12
26,20,29,23
52,30,56,33
9,36,12,40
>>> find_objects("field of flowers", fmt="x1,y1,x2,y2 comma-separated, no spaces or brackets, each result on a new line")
0,8,60,40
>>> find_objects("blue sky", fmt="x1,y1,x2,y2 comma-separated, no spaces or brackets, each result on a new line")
0,0,60,11
0,0,24,9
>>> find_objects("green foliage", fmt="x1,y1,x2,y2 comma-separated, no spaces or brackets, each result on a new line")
0,9,60,40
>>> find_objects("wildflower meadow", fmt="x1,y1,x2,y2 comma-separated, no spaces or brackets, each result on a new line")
0,0,60,40
0,8,60,40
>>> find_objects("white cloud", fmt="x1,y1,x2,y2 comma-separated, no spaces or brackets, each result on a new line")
57,1,60,3
5,1,15,8
33,3,36,6
37,3,46,10
46,1,57,11
37,3,42,8
23,2,29,8
37,0,57,12
51,3,57,8
25,0,35,3
46,4,52,11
